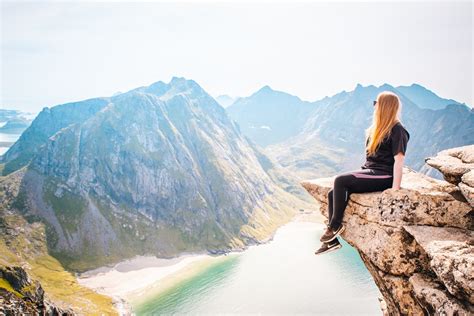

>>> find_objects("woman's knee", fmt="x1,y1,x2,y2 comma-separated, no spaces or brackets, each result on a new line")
334,174,351,187
327,189,333,199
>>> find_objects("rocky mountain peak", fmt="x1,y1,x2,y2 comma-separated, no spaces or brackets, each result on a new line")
378,83,396,91
355,83,364,90
168,76,203,94
258,85,273,92
409,83,424,89
253,85,302,100
132,76,207,101
4,77,309,272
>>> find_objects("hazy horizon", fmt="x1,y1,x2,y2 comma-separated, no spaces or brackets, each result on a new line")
0,78,471,114
2,0,472,113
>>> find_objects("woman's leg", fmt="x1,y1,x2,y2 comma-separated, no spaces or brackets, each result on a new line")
327,189,334,225
328,173,352,230
328,169,392,230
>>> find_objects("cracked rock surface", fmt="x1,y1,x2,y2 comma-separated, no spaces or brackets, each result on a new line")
301,145,474,315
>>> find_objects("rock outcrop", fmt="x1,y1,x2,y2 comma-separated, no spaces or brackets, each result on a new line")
425,145,474,207
0,170,118,315
301,145,474,315
0,266,73,315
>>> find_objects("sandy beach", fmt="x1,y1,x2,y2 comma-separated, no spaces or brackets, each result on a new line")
78,253,212,297
77,211,324,314
77,250,243,314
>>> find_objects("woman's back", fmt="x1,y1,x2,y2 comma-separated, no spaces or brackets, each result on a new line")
361,122,410,175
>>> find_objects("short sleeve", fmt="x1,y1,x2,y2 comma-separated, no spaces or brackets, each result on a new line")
391,124,410,156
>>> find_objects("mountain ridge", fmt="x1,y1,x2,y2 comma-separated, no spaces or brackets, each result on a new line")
2,77,312,272
226,86,314,147
396,83,465,110
232,82,474,181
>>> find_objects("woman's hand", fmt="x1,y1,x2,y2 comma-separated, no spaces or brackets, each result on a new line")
392,152,405,189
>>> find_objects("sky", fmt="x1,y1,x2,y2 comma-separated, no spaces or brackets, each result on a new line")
1,0,472,113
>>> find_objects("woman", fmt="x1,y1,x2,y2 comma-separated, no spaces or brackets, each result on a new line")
315,91,410,255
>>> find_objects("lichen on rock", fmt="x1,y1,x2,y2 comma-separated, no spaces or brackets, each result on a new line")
301,145,474,315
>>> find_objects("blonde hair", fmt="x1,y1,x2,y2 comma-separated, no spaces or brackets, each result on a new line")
365,91,402,156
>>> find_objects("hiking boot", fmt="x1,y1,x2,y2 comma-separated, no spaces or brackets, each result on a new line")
314,238,342,255
319,224,345,243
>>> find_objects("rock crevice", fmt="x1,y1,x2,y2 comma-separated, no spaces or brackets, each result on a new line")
301,145,474,315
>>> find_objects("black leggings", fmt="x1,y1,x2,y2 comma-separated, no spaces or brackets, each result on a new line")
327,168,393,230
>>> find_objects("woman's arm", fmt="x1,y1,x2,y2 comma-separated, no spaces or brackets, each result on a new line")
392,152,405,189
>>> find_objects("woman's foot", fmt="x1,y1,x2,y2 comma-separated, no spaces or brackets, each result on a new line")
320,224,345,243
314,238,342,255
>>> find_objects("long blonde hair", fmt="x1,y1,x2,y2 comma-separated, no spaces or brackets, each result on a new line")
365,91,402,156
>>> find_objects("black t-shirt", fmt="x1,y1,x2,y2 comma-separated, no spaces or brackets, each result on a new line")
361,122,410,175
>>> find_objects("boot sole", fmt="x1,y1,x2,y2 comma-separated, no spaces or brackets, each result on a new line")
320,225,345,243
314,243,342,255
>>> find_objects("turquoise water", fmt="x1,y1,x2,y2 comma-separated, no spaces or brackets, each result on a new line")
134,221,382,315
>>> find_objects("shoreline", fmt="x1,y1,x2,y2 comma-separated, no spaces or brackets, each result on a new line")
77,211,324,315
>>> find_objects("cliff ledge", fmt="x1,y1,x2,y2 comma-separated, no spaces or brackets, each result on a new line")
301,145,474,315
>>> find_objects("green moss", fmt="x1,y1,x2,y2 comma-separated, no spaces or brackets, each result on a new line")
0,213,117,315
0,243,19,268
30,255,117,315
20,283,36,296
0,278,24,298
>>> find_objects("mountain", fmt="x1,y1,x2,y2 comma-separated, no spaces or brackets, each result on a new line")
2,77,311,272
0,117,31,134
0,170,117,314
0,109,35,134
226,86,314,147
266,84,378,179
215,95,237,108
265,83,474,180
0,109,25,122
396,83,465,110
1,99,109,175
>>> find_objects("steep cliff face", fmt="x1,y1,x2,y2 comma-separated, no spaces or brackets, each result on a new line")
301,145,473,315
0,170,118,314
0,98,108,175
5,77,311,271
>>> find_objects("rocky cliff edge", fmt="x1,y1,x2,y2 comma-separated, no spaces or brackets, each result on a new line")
301,145,474,315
